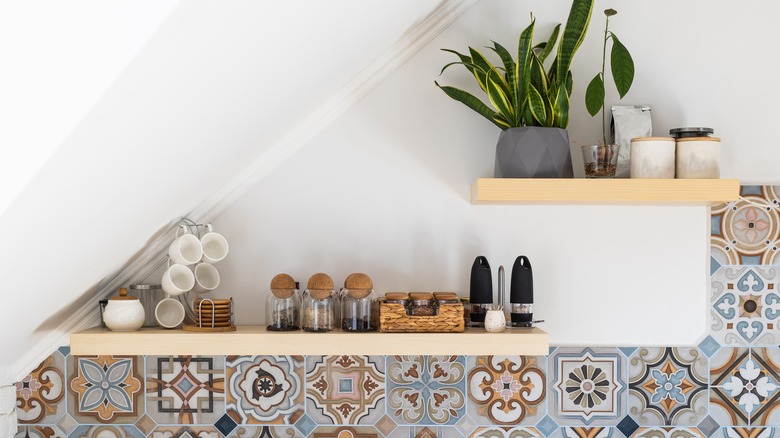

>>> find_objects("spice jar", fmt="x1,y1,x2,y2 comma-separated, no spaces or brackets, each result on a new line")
103,288,146,332
302,273,336,332
342,273,377,332
130,284,164,327
409,292,437,316
266,274,301,331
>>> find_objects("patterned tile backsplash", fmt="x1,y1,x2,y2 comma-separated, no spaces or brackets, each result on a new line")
14,185,780,437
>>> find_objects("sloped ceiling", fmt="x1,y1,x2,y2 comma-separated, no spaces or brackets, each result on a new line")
0,0,473,381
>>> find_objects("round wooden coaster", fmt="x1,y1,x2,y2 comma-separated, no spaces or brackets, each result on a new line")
195,316,232,323
182,324,236,332
194,299,232,305
194,320,233,327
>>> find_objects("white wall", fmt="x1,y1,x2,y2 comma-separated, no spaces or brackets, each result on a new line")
207,0,780,346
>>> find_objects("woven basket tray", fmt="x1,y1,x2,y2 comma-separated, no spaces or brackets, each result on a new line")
379,300,464,333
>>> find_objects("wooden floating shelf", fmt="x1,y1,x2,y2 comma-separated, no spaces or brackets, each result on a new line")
70,325,549,356
471,178,740,204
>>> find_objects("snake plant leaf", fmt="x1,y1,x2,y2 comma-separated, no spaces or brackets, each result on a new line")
556,0,593,86
492,113,512,129
538,23,561,63
435,81,504,129
489,40,518,110
585,73,605,116
610,34,634,98
553,84,570,128
516,19,535,124
566,70,573,97
486,69,516,123
528,84,547,125
469,47,500,93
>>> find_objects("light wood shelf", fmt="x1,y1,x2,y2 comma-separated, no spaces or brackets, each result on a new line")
70,325,549,356
471,178,740,204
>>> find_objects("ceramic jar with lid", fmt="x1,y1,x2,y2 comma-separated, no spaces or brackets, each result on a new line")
266,273,301,331
302,273,336,332
341,273,377,332
103,287,146,332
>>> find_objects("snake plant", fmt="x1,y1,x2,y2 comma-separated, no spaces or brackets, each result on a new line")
436,0,594,130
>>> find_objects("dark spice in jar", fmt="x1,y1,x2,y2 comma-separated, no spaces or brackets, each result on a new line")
267,309,299,331
409,292,436,316
302,307,333,332
342,318,375,331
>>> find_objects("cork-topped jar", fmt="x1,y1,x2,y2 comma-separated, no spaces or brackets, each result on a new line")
341,273,377,332
266,274,301,331
302,273,336,332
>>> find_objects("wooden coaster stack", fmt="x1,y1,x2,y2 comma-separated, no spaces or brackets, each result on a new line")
183,298,236,332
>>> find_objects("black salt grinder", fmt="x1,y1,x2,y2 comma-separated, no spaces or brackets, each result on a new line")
510,255,533,325
469,256,493,325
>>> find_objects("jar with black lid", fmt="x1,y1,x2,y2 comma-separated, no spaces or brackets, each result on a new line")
302,273,336,332
341,273,377,331
266,274,300,331
409,292,437,316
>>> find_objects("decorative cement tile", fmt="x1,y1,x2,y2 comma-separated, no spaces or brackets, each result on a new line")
387,355,466,425
549,348,626,426
216,413,238,436
311,425,383,437
227,425,305,437
15,350,66,424
134,414,157,436
710,348,780,426
535,416,559,437
715,428,778,438
469,426,544,437
14,425,67,438
385,425,464,437
710,266,780,346
149,425,223,437
711,186,780,266
146,355,225,425
226,355,304,424
70,425,146,437
306,355,385,425
376,414,399,436
617,416,639,437
467,356,546,426
631,427,706,438
67,355,144,424
628,348,708,425
551,427,616,438
698,416,722,437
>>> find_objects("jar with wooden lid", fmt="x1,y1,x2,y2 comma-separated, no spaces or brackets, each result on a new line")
409,292,437,316
266,274,301,331
302,273,336,332
341,273,377,332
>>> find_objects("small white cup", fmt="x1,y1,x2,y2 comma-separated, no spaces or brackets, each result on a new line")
484,310,507,333
192,262,220,294
168,226,203,265
200,224,229,264
155,298,185,328
161,263,195,296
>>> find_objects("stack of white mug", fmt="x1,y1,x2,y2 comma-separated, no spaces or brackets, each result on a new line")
157,224,229,328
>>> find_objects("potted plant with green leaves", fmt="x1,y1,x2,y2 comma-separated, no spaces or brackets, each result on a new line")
436,0,594,178
582,8,635,178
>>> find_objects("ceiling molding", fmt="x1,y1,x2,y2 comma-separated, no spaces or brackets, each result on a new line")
8,0,479,383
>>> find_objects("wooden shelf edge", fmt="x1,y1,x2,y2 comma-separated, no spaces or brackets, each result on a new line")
70,325,549,356
471,178,740,204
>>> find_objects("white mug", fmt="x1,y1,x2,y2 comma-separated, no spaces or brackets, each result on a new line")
168,225,203,265
161,262,195,296
200,224,229,264
192,262,220,294
155,298,185,328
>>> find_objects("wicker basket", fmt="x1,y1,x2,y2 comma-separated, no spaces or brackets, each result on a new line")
379,300,464,333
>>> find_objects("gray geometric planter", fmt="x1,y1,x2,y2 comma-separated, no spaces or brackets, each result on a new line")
494,127,573,178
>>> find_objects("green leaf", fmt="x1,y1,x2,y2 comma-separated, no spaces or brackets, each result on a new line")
610,34,634,98
489,40,519,112
516,19,535,125
585,73,605,116
604,8,617,17
556,0,593,84
528,84,547,125
435,81,504,129
538,24,561,63
492,113,512,129
553,85,570,128
469,47,499,93
565,70,573,97
485,69,516,123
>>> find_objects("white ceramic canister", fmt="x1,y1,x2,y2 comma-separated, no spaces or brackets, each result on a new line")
630,137,676,178
676,137,721,178
103,287,146,332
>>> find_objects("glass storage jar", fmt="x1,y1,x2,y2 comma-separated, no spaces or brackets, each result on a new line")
409,292,437,316
266,273,300,331
302,273,336,332
130,284,164,327
341,273,377,332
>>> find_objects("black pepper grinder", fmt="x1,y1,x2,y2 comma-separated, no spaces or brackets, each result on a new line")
509,255,533,325
469,256,493,326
